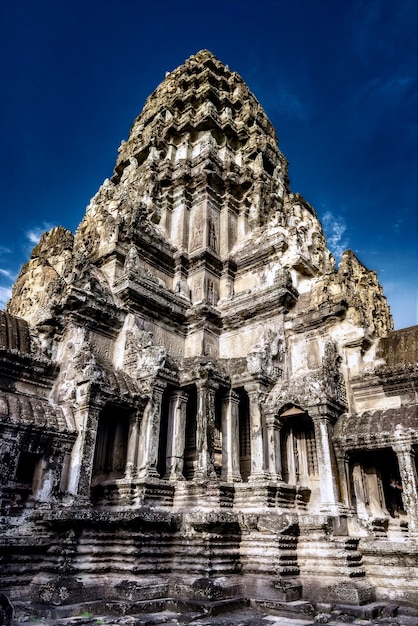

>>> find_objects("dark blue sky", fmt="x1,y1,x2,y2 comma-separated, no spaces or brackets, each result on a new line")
0,0,417,328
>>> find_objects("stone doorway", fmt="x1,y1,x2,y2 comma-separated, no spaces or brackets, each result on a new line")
13,450,44,510
280,407,319,500
91,404,130,486
349,448,402,519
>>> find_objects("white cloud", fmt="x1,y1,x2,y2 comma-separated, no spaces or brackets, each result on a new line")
0,268,15,280
321,210,349,261
355,75,415,103
26,228,46,245
393,219,403,236
377,75,415,95
0,246,11,256
0,286,12,309
276,85,306,120
23,222,55,254
25,222,55,245
0,267,17,310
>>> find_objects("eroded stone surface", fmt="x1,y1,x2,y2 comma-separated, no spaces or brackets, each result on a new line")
0,50,417,620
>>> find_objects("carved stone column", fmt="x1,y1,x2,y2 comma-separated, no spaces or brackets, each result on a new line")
247,386,268,481
221,390,241,483
76,402,102,498
265,412,282,481
165,390,188,480
393,443,418,538
335,452,352,510
311,406,341,513
283,424,297,484
125,411,141,480
137,382,166,479
195,380,217,480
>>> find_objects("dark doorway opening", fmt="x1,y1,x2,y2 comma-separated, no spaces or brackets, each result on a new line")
91,404,130,486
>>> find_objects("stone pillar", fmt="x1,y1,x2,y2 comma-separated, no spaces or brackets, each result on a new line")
76,402,102,498
125,411,141,480
195,380,217,479
265,413,282,481
336,452,352,510
393,443,418,538
311,406,341,513
165,390,188,480
219,201,230,258
247,386,268,481
221,390,241,483
284,424,297,484
172,187,189,249
137,382,166,479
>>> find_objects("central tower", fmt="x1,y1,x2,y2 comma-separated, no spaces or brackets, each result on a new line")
2,51,409,616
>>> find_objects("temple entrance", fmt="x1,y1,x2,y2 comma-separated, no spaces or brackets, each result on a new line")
14,451,44,508
237,388,251,482
91,404,130,486
280,406,319,498
349,448,402,518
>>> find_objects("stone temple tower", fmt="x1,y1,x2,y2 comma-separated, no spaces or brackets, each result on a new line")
1,51,417,618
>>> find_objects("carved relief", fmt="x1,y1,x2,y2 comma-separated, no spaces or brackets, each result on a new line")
190,211,204,251
122,317,167,378
194,277,203,301
124,244,141,273
247,328,284,380
203,336,218,357
208,217,218,252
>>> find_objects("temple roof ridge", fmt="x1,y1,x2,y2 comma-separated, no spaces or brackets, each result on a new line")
115,49,280,176
188,49,217,61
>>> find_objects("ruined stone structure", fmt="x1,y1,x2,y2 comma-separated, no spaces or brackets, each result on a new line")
1,51,417,620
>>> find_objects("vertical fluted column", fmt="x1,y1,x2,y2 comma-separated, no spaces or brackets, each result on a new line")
311,406,341,512
393,443,418,537
195,380,217,479
247,386,268,481
165,390,188,480
221,390,242,483
137,382,165,479
265,413,282,481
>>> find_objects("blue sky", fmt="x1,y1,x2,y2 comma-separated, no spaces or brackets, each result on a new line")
0,0,417,329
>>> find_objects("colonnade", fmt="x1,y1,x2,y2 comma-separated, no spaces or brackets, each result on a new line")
80,381,418,534
83,379,346,515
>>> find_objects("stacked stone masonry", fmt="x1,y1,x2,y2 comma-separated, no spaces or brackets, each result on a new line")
1,51,417,618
